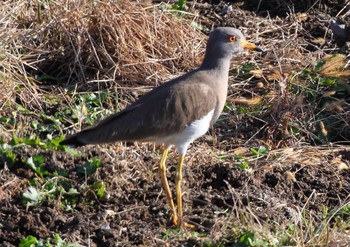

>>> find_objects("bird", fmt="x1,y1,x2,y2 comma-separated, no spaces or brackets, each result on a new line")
60,27,263,229
330,19,350,47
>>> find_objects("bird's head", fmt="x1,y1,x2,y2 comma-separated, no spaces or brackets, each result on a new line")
207,27,263,58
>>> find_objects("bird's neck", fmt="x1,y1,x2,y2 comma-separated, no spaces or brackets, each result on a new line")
199,54,231,79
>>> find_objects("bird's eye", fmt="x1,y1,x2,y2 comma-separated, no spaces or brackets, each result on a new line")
228,36,236,42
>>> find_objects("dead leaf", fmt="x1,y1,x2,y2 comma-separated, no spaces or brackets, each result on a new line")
250,69,263,78
338,162,349,170
322,90,336,97
267,70,283,81
312,37,325,45
297,13,308,22
285,171,297,182
324,100,344,112
82,104,88,116
256,82,264,88
319,121,328,137
232,147,250,155
330,156,349,170
231,96,262,106
319,54,350,78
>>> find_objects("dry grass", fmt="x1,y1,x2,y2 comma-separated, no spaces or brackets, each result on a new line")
3,0,204,85
217,4,350,148
0,0,207,143
0,0,205,114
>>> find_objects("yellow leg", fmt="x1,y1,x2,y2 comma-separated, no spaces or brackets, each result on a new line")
159,148,178,225
175,155,196,229
175,155,184,228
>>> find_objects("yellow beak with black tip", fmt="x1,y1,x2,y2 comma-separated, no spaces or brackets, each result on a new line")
242,40,264,52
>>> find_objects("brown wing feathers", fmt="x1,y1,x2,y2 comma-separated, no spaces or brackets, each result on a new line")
61,75,217,147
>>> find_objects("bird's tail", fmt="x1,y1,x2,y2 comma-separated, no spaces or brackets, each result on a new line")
60,107,135,147
60,132,87,147
60,116,121,147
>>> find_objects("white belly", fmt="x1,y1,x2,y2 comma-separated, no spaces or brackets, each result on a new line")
154,109,214,155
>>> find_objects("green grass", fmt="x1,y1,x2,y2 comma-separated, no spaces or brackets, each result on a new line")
19,234,82,247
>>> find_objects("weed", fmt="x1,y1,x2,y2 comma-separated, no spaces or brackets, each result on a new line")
22,178,79,208
19,233,82,247
235,157,250,170
26,155,49,177
0,134,68,174
91,180,106,198
233,146,268,169
171,0,187,11
0,143,16,168
238,231,261,246
339,204,350,215
238,63,258,79
76,157,102,176
162,228,184,241
237,106,250,114
73,92,113,126
22,186,45,207
250,146,268,157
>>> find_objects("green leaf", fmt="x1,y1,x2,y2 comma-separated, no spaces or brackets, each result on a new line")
26,155,49,177
64,147,80,156
77,157,102,176
237,106,249,114
19,235,38,247
33,155,45,165
16,103,30,114
236,161,250,170
0,148,16,166
239,231,255,245
250,146,268,156
64,188,79,195
172,0,187,10
91,181,105,198
50,136,65,148
314,60,325,70
9,136,21,145
22,186,43,206
26,156,37,170
318,77,338,86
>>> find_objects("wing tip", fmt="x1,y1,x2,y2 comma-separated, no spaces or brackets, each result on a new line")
60,135,86,148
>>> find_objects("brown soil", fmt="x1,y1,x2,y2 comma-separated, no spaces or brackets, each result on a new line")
2,144,350,246
1,1,350,246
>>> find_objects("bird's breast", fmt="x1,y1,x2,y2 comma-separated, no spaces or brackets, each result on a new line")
150,109,215,155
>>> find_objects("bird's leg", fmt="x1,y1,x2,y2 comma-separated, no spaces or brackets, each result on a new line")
175,155,184,228
175,155,196,229
159,147,178,225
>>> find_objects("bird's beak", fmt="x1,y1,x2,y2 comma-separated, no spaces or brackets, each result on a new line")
241,40,263,52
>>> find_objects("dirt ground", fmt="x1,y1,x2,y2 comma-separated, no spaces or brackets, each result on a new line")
1,1,350,246
2,143,350,246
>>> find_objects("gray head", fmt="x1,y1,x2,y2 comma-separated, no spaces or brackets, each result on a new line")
204,27,262,61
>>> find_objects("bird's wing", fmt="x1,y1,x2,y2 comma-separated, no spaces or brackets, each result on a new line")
62,73,218,146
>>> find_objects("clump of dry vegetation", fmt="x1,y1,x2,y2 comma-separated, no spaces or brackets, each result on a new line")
6,0,205,85
0,0,206,141
0,0,205,116
215,2,350,148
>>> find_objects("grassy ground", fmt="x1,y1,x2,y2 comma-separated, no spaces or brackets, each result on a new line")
1,1,350,246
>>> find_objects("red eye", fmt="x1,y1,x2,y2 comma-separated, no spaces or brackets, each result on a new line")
228,36,236,42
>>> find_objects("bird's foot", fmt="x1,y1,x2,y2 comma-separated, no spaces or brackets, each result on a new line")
171,214,178,226
171,215,196,230
182,222,196,229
